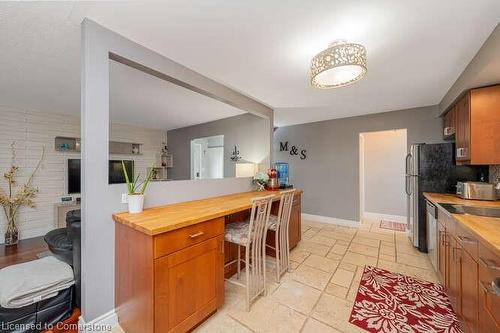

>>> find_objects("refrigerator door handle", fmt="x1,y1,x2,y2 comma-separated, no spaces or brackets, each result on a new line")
405,153,411,175
405,175,413,195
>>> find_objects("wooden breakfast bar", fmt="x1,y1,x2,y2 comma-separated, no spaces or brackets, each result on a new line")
112,190,302,333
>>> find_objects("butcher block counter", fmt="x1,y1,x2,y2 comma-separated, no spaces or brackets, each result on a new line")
423,192,500,256
423,192,500,332
113,189,302,333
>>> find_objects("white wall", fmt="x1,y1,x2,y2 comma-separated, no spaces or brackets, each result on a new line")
361,129,407,220
0,107,164,243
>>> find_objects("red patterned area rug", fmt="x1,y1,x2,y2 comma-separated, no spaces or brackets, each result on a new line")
349,266,463,333
379,220,406,232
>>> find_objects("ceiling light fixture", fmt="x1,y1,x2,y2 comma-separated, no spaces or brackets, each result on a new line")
310,40,367,89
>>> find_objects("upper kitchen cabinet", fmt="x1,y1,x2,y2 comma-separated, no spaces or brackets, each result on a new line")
443,84,500,165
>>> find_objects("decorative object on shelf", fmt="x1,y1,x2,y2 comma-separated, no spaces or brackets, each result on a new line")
235,162,258,178
55,137,81,152
132,144,140,155
122,161,155,214
160,143,173,168
310,40,367,88
266,168,280,191
230,145,241,162
253,172,269,191
0,142,45,246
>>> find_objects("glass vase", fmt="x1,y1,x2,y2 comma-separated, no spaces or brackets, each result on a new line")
4,216,19,246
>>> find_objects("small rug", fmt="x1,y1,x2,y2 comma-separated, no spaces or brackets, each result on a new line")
379,220,406,232
349,266,463,333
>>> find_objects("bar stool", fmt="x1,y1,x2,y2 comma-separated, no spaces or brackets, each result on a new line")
266,189,296,282
224,195,273,311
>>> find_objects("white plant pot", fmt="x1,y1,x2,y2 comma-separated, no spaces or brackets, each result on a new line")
128,194,145,214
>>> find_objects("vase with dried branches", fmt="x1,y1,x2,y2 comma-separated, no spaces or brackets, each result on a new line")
0,143,44,246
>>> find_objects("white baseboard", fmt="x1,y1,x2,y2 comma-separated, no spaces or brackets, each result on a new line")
302,213,360,228
363,212,407,223
78,309,118,333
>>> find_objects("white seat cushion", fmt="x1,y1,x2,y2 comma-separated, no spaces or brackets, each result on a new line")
225,221,250,245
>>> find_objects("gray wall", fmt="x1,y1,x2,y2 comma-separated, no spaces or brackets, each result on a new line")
81,20,272,322
273,105,443,222
440,23,500,113
168,113,270,180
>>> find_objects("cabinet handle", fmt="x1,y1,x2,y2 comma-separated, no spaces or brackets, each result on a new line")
480,281,499,297
189,231,205,239
479,257,500,271
457,235,476,244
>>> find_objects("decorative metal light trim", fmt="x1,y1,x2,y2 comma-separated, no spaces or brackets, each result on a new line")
310,40,367,88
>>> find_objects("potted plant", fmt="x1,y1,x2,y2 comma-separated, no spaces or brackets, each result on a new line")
122,161,154,214
0,143,44,246
253,171,269,191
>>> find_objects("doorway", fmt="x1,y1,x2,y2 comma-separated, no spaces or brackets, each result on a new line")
190,135,224,179
359,129,407,223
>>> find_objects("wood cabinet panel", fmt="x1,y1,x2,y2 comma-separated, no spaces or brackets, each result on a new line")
437,218,447,285
154,217,224,259
455,92,471,163
470,85,500,164
478,244,500,332
460,248,479,333
448,236,461,313
155,236,224,333
443,105,456,139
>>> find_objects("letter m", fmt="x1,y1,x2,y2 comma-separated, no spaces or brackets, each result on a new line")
279,141,289,151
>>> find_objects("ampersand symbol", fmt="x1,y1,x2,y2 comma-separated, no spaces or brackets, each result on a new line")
290,145,299,155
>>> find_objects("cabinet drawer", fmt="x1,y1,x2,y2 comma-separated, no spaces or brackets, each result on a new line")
456,224,478,261
478,243,500,330
154,218,224,258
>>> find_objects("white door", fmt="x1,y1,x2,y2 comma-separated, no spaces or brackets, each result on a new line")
205,146,224,179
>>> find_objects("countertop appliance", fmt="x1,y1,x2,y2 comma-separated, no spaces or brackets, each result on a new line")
405,143,488,252
456,181,496,201
426,200,438,271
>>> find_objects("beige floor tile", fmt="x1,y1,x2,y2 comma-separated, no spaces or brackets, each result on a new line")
290,249,311,263
303,254,339,273
348,243,379,258
195,311,252,333
396,253,433,269
302,318,342,333
296,241,331,256
111,326,125,333
325,283,348,298
291,264,333,290
351,236,380,248
320,230,354,242
290,260,301,270
272,280,321,314
329,243,348,255
335,239,351,246
356,230,394,242
326,252,344,261
379,245,396,255
228,297,307,333
330,268,354,288
379,253,396,262
301,225,312,233
311,294,364,333
378,259,439,283
342,251,378,267
338,262,357,272
309,235,337,246
302,229,318,239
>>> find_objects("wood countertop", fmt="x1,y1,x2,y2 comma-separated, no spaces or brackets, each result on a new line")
423,192,500,256
113,190,302,236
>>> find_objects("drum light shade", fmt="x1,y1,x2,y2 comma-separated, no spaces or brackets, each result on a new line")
310,40,367,88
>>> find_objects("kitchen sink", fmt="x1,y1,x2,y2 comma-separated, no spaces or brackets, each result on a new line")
440,203,500,218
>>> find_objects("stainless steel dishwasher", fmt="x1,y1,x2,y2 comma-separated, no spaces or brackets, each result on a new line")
426,200,437,271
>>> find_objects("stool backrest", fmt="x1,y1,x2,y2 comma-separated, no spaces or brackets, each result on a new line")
276,189,295,276
246,195,273,302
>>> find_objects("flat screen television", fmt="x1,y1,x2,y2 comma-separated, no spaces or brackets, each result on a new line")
68,159,134,194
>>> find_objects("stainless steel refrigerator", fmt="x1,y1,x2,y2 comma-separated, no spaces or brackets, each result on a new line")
405,143,488,252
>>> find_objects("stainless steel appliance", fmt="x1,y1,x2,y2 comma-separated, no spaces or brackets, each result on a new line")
405,143,488,252
456,181,496,201
426,200,437,271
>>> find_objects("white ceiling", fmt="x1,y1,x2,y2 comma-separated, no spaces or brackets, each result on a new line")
109,60,244,130
1,1,499,127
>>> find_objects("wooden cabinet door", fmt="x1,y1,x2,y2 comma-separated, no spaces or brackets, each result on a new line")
460,249,478,333
437,222,447,285
478,246,500,333
443,106,456,139
289,195,301,249
470,85,500,164
448,237,461,313
455,93,471,163
154,236,224,333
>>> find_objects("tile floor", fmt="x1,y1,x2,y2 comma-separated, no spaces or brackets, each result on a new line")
113,219,439,333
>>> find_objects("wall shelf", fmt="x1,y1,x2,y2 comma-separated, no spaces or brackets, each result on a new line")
55,136,143,155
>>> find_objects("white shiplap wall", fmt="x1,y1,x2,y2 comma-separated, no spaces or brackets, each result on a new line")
0,107,165,243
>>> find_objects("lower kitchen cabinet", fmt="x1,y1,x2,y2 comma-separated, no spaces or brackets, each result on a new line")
436,208,499,333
